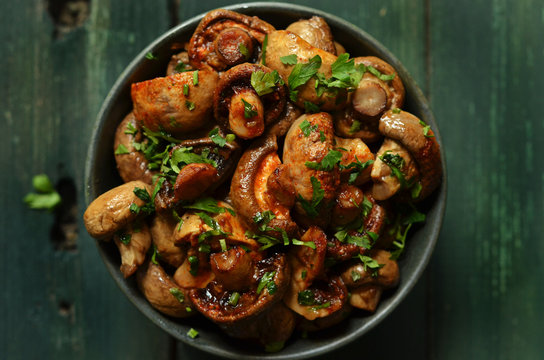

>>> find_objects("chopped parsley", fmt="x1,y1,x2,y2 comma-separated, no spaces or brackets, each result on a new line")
389,204,426,260
319,130,326,142
297,176,325,218
392,107,401,114
356,254,384,277
299,118,319,137
288,55,322,102
253,210,276,231
185,197,234,215
379,151,407,186
349,120,361,134
208,128,230,148
188,255,199,276
115,144,130,155
241,98,258,118
419,120,434,138
185,100,195,111
257,271,276,294
301,270,307,280
314,53,366,97
187,328,199,339
150,244,160,265
23,174,61,211
183,83,189,96
367,65,395,81
304,101,320,113
192,70,199,85
124,122,138,135
312,302,331,310
175,61,188,73
238,43,250,58
297,290,316,305
340,157,374,185
250,70,284,96
229,292,240,306
280,54,298,65
145,52,157,60
130,186,155,215
351,270,361,282
219,239,227,252
305,150,343,171
169,288,185,303
117,232,131,245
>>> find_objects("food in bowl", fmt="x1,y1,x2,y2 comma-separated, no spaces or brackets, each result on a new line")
84,8,442,352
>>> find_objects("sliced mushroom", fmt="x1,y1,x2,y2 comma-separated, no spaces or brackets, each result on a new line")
150,212,185,268
166,51,193,76
283,113,339,228
113,112,156,184
189,253,290,325
371,138,420,201
286,16,336,54
335,136,375,186
173,162,218,202
283,227,349,321
230,135,298,236
173,201,261,253
188,9,275,71
379,109,442,200
214,63,286,139
113,221,151,278
136,260,193,318
131,70,219,135
83,180,152,239
264,30,348,111
349,285,383,312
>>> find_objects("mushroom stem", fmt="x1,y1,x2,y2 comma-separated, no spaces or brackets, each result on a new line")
228,89,265,139
352,80,388,117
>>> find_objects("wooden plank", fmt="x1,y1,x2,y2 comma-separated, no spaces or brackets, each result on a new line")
175,1,428,358
0,0,173,358
428,0,544,358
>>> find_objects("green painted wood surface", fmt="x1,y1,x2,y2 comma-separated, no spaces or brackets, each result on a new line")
1,0,543,359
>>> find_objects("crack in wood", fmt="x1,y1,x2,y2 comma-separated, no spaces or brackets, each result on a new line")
50,177,78,252
46,0,90,39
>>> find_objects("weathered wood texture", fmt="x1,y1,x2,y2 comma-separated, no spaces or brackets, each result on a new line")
1,0,543,359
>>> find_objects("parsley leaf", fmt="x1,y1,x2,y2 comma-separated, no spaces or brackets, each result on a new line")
349,120,361,134
340,157,374,185
297,176,325,218
145,52,157,60
251,70,284,96
124,122,138,135
238,43,250,58
241,98,258,118
24,174,62,211
419,120,434,138
117,232,131,245
351,270,361,282
297,290,316,305
305,150,343,171
229,292,240,306
169,288,185,303
187,328,199,339
304,101,320,113
208,128,227,147
115,144,130,155
356,254,384,277
175,62,188,73
193,70,199,85
287,55,322,100
188,255,199,276
367,65,395,81
261,34,268,65
185,100,195,110
299,119,318,137
257,271,276,294
185,197,232,215
280,54,298,65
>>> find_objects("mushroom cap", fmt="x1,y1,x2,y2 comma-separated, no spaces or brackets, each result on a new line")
188,253,290,324
188,9,275,71
379,109,442,201
214,63,286,127
286,16,336,54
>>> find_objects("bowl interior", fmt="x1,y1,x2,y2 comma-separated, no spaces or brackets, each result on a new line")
85,2,446,359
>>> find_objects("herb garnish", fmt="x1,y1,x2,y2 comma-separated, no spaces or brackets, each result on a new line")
257,271,276,294
367,65,395,81
117,232,131,245
188,255,199,276
229,292,240,306
297,176,325,218
287,55,322,101
185,100,195,111
280,54,298,65
169,288,185,303
299,119,319,137
115,144,130,155
251,70,284,96
238,43,250,59
193,70,199,85
356,254,384,277
241,98,258,118
419,120,434,138
261,34,268,65
23,174,62,211
304,101,320,113
145,52,157,60
305,150,343,171
187,328,199,339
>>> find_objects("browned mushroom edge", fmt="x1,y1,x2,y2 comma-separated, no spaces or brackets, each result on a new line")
378,109,442,201
188,9,275,71
286,16,337,55
230,135,298,236
214,63,286,139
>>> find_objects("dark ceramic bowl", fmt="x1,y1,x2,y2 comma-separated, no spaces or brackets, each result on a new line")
85,2,447,359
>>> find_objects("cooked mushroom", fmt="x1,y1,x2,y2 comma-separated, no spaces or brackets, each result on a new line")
371,138,420,201
131,70,219,135
113,221,152,278
340,249,399,312
283,113,340,228
264,30,348,111
334,56,405,143
230,135,298,236
166,51,193,76
137,260,194,318
113,112,156,184
214,63,286,139
83,181,153,239
173,248,216,289
378,109,442,201
188,9,275,70
335,136,375,186
173,201,261,253
189,252,290,326
286,16,336,54
283,227,349,321
265,101,303,137
150,212,185,268
173,163,218,202
331,184,365,227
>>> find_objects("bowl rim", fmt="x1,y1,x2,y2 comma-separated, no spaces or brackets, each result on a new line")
84,2,447,359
